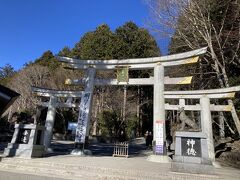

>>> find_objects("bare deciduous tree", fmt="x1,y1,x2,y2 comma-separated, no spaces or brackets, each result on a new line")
9,64,50,113
147,0,240,135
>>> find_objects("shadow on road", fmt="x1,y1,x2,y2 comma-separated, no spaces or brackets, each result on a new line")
45,139,151,157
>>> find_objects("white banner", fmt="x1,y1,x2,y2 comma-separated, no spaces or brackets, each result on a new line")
155,120,164,154
75,92,91,143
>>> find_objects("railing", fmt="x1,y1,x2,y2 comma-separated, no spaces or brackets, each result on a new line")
113,142,129,158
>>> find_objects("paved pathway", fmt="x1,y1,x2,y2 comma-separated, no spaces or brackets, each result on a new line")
1,153,240,179
0,170,66,180
0,140,240,179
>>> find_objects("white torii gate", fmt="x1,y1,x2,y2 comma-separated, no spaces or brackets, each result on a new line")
164,85,240,161
30,46,240,164
57,47,208,156
32,87,83,151
32,84,240,161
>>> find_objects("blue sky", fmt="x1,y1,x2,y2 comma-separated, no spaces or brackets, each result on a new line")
0,0,169,70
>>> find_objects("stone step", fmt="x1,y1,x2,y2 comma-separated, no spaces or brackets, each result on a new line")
0,158,165,180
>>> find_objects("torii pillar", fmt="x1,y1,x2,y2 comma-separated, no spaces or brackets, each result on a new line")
200,96,215,161
44,95,57,151
153,63,166,155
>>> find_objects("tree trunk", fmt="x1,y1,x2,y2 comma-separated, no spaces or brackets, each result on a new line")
92,93,99,136
136,86,140,136
222,68,240,135
136,86,140,119
209,45,240,136
218,111,225,139
123,85,127,122
7,106,12,122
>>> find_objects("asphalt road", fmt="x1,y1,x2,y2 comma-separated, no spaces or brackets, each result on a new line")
0,170,67,180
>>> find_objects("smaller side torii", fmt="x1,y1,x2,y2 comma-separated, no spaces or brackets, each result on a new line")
32,87,83,152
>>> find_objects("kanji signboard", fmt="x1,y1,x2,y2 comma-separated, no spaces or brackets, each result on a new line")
181,137,201,157
17,129,31,144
